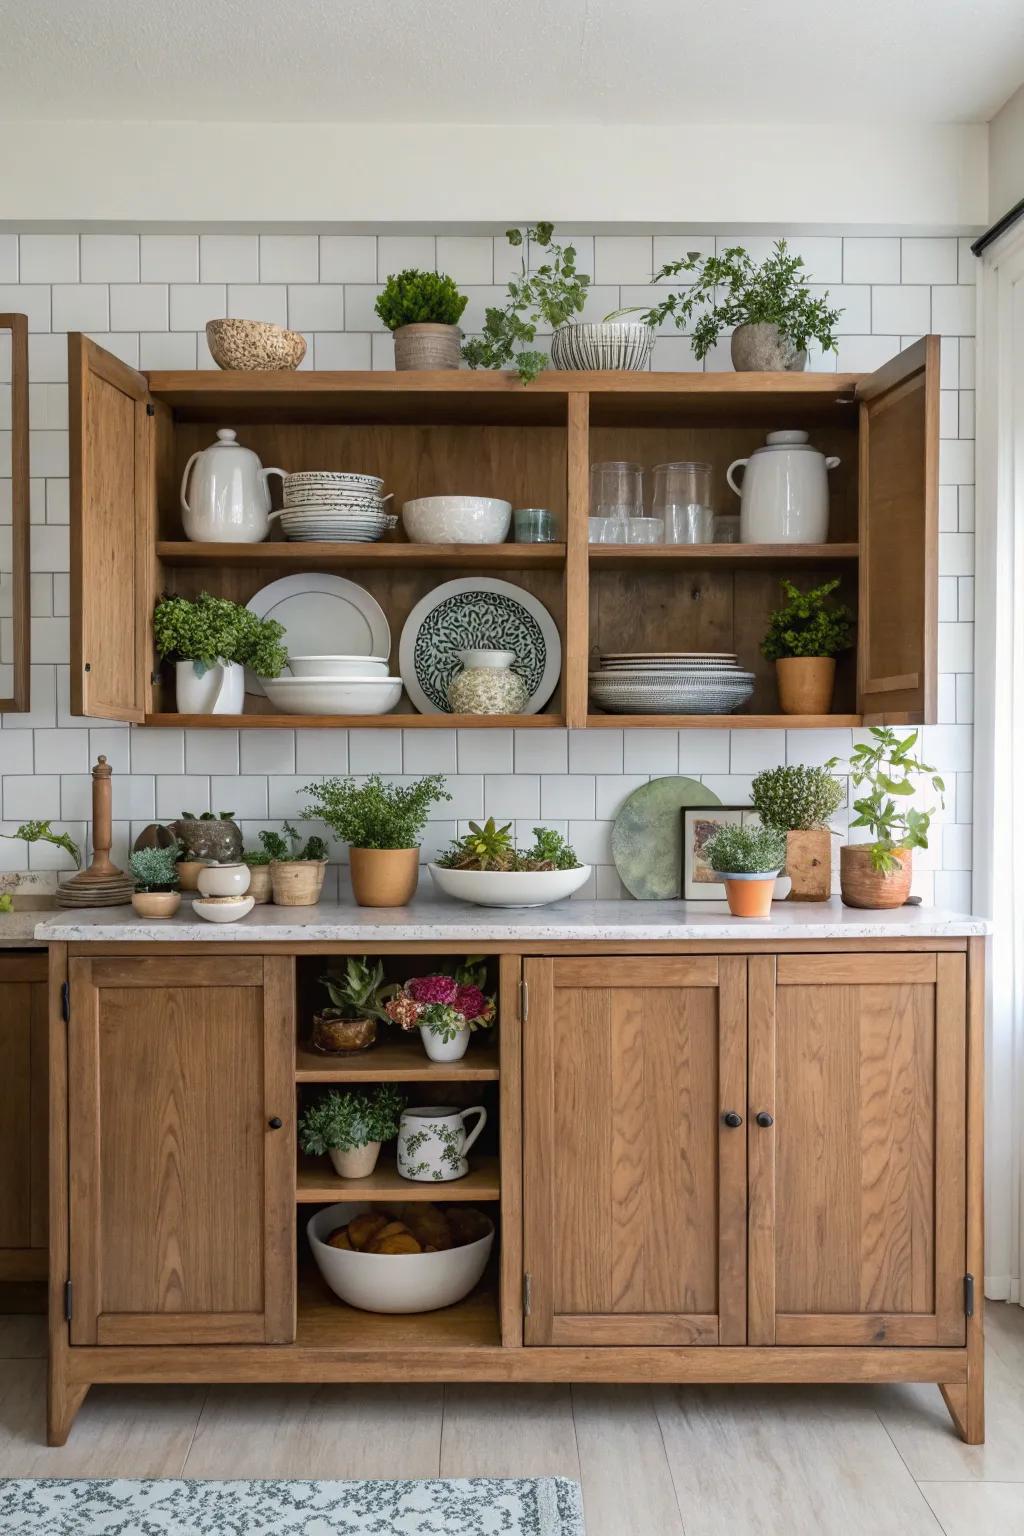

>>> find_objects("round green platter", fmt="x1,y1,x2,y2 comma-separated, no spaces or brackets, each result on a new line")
611,775,722,900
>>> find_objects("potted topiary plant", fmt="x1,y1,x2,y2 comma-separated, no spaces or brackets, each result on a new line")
827,728,945,909
703,823,788,919
262,821,329,907
751,764,845,902
385,958,496,1063
129,842,183,918
312,956,398,1055
375,268,469,371
301,774,452,908
761,578,854,716
298,1085,407,1180
153,592,288,715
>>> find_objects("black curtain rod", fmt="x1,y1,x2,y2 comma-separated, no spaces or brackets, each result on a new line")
972,195,1024,256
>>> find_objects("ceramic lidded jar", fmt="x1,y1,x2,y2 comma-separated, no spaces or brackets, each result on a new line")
726,430,840,544
179,428,281,543
446,649,528,715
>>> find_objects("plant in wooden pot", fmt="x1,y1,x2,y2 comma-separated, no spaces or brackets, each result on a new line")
827,727,945,909
375,268,468,370
298,1085,407,1181
703,823,788,919
761,578,854,716
301,774,452,908
241,840,274,904
153,592,288,716
129,842,183,919
385,958,496,1063
750,764,845,902
261,821,329,906
312,956,398,1055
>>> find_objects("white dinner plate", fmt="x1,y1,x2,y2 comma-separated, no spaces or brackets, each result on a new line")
245,574,391,697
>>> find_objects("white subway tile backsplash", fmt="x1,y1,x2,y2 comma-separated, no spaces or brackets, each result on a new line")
730,730,787,774
319,235,377,283
139,332,197,370
348,729,402,774
27,334,67,379
200,234,259,283
378,235,435,279
811,285,870,334
843,237,900,284
835,335,897,372
131,728,184,773
901,237,957,285
436,236,493,285
938,622,974,672
457,730,513,774
51,285,108,332
595,774,649,820
939,439,974,486
514,730,568,774
343,286,387,331
109,284,168,331
570,729,623,773
81,235,139,283
141,235,199,283
623,730,678,773
227,284,287,326
169,283,227,331
0,733,33,772
156,775,210,818
19,235,78,283
402,730,458,774
938,533,973,576
287,285,344,331
211,774,267,817
260,235,318,283
4,773,60,819
0,285,50,332
956,673,974,724
931,285,976,336
872,285,930,334
313,332,372,369
0,235,17,283
542,774,595,819
185,731,240,774
240,730,297,774
594,236,654,284
484,774,539,819
293,731,347,774
35,727,87,773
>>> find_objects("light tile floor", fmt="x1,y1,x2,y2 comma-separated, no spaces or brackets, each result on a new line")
1,1306,1021,1534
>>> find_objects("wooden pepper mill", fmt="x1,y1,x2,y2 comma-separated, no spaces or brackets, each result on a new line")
55,756,134,907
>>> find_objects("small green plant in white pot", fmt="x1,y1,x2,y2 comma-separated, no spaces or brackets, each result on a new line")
703,824,788,919
129,843,183,919
298,1085,407,1180
153,592,288,716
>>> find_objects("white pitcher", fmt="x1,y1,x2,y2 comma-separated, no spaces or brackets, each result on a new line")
179,428,282,543
726,430,840,544
175,658,245,715
396,1104,487,1183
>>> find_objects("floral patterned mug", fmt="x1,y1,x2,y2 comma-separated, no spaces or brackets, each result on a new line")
396,1104,487,1183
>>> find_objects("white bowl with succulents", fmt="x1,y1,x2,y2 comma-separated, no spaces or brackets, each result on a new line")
428,819,591,908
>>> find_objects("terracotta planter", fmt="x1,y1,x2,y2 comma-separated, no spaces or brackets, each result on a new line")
131,890,181,919
730,322,806,372
312,1010,378,1054
717,871,779,918
392,323,461,370
329,1141,381,1179
785,828,833,902
270,858,327,906
349,847,419,908
176,860,205,891
776,656,836,715
840,846,912,909
245,864,273,904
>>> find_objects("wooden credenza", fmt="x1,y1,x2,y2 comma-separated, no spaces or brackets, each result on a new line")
44,931,984,1447
0,951,48,1295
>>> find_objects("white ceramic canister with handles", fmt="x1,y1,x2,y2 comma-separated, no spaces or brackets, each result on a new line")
180,428,282,542
727,430,840,544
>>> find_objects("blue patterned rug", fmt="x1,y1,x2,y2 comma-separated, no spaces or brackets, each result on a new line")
0,1476,585,1535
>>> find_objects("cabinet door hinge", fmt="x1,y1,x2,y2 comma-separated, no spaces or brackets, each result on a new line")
61,980,70,1023
63,1280,73,1321
964,1273,975,1317
519,976,529,1023
523,1272,533,1316
145,403,155,416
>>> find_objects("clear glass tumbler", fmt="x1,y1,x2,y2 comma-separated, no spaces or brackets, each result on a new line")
653,461,713,544
590,461,644,521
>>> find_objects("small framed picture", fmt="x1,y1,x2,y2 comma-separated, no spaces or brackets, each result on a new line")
682,806,763,900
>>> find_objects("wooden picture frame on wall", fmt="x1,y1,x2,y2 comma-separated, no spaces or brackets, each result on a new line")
0,313,30,711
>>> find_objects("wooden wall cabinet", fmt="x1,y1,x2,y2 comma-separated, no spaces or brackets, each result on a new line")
67,340,939,730
0,953,48,1288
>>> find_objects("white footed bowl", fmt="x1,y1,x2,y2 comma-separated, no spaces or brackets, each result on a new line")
192,894,256,924
402,496,512,545
287,655,390,679
307,1202,494,1314
428,862,592,908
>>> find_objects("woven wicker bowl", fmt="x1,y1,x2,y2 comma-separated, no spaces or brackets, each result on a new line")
206,318,307,372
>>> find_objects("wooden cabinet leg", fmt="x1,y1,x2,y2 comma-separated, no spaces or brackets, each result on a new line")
47,1372,89,1447
940,1370,984,1444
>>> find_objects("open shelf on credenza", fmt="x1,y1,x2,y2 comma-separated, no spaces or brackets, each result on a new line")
296,1040,500,1083
157,541,567,570
296,1261,501,1350
297,1154,501,1204
587,541,858,570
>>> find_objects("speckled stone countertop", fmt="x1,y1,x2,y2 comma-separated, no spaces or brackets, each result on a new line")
35,896,992,944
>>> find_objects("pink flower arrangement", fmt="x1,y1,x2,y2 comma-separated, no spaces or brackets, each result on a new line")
385,970,495,1041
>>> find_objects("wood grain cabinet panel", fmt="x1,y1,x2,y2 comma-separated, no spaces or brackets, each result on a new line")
0,955,48,1280
523,955,747,1347
66,955,295,1346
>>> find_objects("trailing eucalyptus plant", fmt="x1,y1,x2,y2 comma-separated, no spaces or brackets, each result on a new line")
462,223,591,383
827,728,945,874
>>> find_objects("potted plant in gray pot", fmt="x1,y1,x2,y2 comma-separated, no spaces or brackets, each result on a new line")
298,1085,407,1180
827,727,945,909
375,268,469,370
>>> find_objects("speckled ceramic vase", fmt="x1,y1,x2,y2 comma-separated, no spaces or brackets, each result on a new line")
730,322,806,372
447,649,528,715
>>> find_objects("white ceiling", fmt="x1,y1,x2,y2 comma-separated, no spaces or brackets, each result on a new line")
2,0,1022,125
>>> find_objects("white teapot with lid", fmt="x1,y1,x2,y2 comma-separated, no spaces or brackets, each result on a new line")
180,428,281,543
726,430,840,544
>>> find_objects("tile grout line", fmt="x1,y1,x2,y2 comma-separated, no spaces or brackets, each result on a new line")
869,1392,951,1532
178,1385,210,1478
648,1384,692,1535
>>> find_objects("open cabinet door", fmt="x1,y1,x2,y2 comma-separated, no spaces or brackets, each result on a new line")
856,336,939,723
69,334,152,722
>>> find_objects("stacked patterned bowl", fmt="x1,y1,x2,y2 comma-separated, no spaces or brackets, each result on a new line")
271,471,397,543
589,651,756,715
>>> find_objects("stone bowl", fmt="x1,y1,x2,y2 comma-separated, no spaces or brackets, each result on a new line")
206,318,307,372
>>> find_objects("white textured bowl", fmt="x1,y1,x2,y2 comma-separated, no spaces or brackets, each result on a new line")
428,862,592,908
402,496,512,545
192,894,256,924
287,655,390,679
307,1202,494,1314
262,676,403,715
196,863,251,898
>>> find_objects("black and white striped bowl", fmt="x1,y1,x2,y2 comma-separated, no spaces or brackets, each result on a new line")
550,321,654,372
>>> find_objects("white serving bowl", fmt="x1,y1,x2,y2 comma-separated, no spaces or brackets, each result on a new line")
428,862,592,908
287,655,390,679
196,862,251,898
307,1202,494,1314
263,676,403,715
402,496,512,545
192,894,256,924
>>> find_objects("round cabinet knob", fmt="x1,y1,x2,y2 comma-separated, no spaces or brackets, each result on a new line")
268,1116,283,1130
756,1111,774,1128
722,1110,743,1129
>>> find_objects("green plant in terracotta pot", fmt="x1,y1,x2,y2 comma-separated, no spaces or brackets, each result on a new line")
703,823,788,919
312,956,398,1056
761,578,854,716
301,774,452,908
827,728,945,909
298,1085,407,1180
375,268,468,370
129,842,183,919
751,764,845,902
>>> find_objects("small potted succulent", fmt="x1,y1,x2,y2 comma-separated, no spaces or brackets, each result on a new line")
703,823,788,919
751,765,845,902
429,819,590,908
263,821,329,907
761,578,854,716
385,958,496,1063
375,268,468,370
129,842,183,918
153,592,288,715
298,1085,407,1180
312,956,398,1055
827,728,945,909
301,774,452,908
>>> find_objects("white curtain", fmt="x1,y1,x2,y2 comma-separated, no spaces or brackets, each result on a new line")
975,221,1024,1301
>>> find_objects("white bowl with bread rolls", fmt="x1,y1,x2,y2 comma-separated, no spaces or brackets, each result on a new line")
307,1201,494,1313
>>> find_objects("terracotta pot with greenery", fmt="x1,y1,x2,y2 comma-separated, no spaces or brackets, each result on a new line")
375,269,468,370
301,773,452,908
761,578,854,716
312,957,397,1055
298,1085,406,1180
828,728,945,909
129,843,182,919
260,821,329,906
153,592,288,715
751,764,845,902
703,824,788,919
